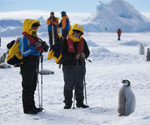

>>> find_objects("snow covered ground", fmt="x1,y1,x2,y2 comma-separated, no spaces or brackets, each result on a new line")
0,32,150,125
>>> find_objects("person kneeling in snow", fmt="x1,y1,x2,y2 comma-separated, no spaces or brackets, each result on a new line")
62,24,90,109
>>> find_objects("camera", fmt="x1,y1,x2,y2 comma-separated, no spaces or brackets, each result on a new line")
35,38,49,52
41,41,49,52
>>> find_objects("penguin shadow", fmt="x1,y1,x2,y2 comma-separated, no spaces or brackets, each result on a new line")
86,106,116,115
142,115,150,120
31,111,69,121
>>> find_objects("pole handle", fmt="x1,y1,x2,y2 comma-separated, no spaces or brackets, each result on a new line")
86,58,92,63
41,55,43,63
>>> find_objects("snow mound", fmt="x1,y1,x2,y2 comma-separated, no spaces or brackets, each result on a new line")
90,47,145,64
120,40,148,46
0,18,47,37
83,0,150,32
87,40,99,47
120,40,141,46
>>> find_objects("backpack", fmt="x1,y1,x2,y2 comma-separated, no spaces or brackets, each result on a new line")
7,38,23,65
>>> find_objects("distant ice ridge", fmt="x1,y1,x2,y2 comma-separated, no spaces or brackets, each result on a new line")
0,0,150,37
0,11,89,37
83,0,150,32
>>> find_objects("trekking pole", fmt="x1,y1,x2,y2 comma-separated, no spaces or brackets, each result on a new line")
72,60,79,109
86,58,92,63
38,55,43,112
83,75,87,105
37,71,41,110
82,61,88,105
0,37,1,47
40,54,44,111
37,59,41,110
52,25,55,46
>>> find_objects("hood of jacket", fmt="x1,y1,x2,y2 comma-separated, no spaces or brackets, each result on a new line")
22,19,40,35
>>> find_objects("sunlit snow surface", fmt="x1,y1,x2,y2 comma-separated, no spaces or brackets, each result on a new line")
0,32,150,125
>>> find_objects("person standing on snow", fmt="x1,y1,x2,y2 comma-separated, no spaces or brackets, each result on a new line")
59,11,70,38
62,24,90,109
117,28,122,40
19,19,48,114
47,12,59,48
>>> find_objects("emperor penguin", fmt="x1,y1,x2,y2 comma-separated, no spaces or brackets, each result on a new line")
118,80,136,116
139,43,145,55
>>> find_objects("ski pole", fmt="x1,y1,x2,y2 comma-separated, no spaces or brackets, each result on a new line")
37,72,41,110
72,90,76,109
40,54,43,111
86,58,92,63
83,75,87,105
52,25,55,46
72,60,79,109
84,58,91,105
37,60,41,111
0,37,1,47
82,61,88,105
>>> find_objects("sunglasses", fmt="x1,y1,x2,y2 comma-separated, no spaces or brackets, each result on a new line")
73,30,83,35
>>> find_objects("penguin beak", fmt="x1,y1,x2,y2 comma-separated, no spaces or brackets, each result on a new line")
122,80,125,83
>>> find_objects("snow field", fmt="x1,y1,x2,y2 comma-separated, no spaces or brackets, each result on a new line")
0,32,150,125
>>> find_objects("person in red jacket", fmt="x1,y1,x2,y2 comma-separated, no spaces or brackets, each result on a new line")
62,24,90,109
117,28,122,40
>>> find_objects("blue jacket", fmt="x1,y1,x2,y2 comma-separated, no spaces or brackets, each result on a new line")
59,15,70,31
48,25,57,32
47,17,58,32
19,35,41,57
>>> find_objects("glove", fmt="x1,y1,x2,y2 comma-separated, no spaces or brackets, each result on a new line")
15,37,21,42
80,52,85,60
51,19,54,25
34,42,42,51
76,53,80,60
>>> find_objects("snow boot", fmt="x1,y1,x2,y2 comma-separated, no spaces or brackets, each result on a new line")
76,103,89,108
34,107,43,112
24,109,38,114
64,105,71,109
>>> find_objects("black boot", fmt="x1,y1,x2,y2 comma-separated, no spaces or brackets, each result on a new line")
76,103,89,108
64,105,71,109
34,107,43,112
24,109,38,114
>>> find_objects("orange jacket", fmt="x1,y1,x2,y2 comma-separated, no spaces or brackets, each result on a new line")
47,17,58,26
61,15,70,30
47,17,58,32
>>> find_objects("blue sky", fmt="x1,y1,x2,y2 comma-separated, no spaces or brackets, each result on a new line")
0,0,150,13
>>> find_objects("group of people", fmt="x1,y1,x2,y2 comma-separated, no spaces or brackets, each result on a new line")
47,11,70,48
0,10,134,116
18,11,90,114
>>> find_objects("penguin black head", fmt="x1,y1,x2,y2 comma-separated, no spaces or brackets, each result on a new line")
122,80,130,87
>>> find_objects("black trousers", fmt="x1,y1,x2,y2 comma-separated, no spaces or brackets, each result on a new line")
118,34,121,40
48,31,59,48
20,55,39,112
62,65,86,106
